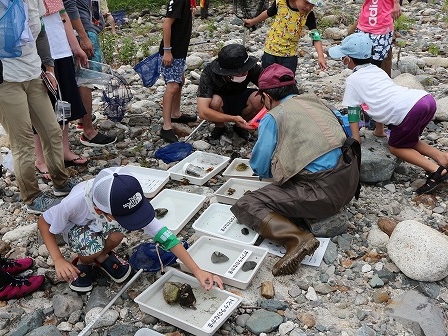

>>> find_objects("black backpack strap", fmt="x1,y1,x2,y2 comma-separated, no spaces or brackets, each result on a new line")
342,137,362,199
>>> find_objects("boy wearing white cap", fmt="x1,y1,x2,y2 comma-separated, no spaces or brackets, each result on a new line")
328,33,448,194
38,167,223,292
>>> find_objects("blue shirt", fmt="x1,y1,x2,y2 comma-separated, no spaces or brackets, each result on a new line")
250,98,342,179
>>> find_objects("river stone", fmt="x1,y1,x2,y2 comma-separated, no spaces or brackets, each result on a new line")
387,220,448,281
84,307,119,328
242,261,257,272
245,309,283,334
211,251,229,264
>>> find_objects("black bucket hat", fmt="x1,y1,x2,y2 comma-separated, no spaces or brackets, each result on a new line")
210,44,258,76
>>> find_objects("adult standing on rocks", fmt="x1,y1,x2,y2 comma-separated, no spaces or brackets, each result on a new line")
231,64,361,276
196,44,264,141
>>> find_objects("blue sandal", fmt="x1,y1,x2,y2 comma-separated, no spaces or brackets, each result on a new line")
416,166,448,194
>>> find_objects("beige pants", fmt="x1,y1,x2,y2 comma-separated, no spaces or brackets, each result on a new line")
0,79,68,203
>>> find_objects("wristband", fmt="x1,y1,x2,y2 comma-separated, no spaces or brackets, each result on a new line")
154,226,180,250
347,106,361,122
309,30,321,42
163,47,172,50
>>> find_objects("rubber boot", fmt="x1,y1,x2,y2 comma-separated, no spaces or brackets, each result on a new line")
259,212,320,276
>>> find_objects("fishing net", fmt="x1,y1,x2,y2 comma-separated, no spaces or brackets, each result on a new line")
233,0,269,23
134,52,162,87
102,73,133,122
129,241,189,273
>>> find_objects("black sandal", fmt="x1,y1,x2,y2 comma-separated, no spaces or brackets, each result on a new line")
416,166,448,194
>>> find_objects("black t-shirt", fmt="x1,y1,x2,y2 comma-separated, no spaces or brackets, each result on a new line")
196,63,263,98
159,0,192,58
266,0,316,30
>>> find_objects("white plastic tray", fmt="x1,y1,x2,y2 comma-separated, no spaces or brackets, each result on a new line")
178,236,268,289
150,189,206,235
168,151,230,185
134,268,242,336
222,158,258,181
192,203,259,244
214,178,271,205
125,166,170,198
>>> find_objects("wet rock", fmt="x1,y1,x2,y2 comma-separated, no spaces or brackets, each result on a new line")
211,251,229,264
84,307,119,328
241,261,257,271
245,309,283,334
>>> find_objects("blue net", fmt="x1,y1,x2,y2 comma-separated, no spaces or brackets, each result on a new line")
102,73,133,122
111,10,126,26
0,0,26,58
154,142,194,164
134,53,161,87
129,241,189,272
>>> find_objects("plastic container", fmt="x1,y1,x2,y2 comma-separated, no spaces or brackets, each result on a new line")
178,236,268,289
222,158,256,181
150,189,206,234
214,178,271,205
75,60,114,86
168,151,230,185
134,268,242,336
124,166,170,198
192,203,258,244
247,106,268,129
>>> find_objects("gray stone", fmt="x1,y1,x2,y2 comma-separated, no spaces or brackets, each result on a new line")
418,281,441,299
211,251,229,264
369,274,384,288
9,310,43,336
259,299,289,311
108,324,139,336
25,325,62,336
235,313,250,327
360,134,400,183
435,96,448,122
323,240,338,264
355,324,376,336
387,220,448,281
52,293,83,318
306,211,348,238
85,286,110,313
386,290,447,336
393,73,425,89
245,309,283,334
84,307,119,329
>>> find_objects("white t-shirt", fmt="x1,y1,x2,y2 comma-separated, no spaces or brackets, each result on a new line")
42,13,72,60
342,64,428,126
43,180,163,243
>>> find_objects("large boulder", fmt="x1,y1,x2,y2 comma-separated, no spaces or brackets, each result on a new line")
387,220,448,281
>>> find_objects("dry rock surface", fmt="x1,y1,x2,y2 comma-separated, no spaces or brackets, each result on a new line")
1,1,448,335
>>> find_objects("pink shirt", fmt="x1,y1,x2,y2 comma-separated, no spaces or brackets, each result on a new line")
357,0,394,35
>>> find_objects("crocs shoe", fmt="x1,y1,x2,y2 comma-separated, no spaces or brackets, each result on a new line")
69,263,93,292
0,275,44,300
96,252,131,283
160,129,178,143
80,132,116,147
0,257,34,275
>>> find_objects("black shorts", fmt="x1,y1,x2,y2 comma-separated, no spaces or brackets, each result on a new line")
221,88,257,116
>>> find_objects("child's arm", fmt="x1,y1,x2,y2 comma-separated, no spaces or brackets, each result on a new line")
347,106,362,142
171,243,224,290
309,30,327,70
243,10,269,27
59,10,88,67
37,216,80,283
161,17,175,67
152,225,224,290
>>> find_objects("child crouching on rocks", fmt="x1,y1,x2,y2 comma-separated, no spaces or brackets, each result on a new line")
38,167,223,292
329,33,448,195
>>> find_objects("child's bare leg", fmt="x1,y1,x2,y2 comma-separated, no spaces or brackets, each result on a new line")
389,144,446,174
78,232,125,264
413,140,448,168
170,82,182,119
162,82,181,130
373,122,387,137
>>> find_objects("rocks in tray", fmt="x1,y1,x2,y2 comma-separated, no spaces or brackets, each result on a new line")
211,251,229,264
162,282,197,309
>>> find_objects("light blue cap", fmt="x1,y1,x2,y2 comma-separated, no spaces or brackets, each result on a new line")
328,33,373,59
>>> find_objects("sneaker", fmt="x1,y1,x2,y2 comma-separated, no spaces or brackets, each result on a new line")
209,126,227,140
233,124,250,141
53,178,78,197
69,263,93,292
27,192,62,214
0,257,33,275
96,252,131,283
0,275,44,300
80,132,116,147
160,128,178,143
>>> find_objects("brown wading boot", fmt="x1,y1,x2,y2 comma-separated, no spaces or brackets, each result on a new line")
259,212,320,276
